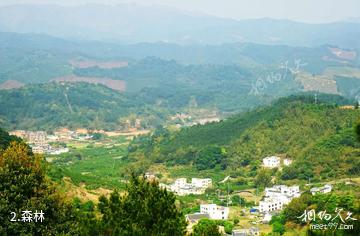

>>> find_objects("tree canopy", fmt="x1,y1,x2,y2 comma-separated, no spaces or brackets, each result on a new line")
191,219,221,236
0,141,79,235
96,174,187,236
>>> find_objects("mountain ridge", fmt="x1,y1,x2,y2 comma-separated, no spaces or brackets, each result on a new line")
1,4,360,48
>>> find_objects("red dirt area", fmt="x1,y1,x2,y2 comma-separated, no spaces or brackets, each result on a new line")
329,47,357,60
0,80,24,90
52,76,126,92
69,60,129,69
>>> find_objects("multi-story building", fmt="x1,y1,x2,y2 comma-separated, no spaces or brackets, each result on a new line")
166,178,212,196
259,185,300,213
259,198,284,213
200,204,229,220
265,185,300,200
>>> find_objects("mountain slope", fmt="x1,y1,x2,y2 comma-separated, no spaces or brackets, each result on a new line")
0,82,166,131
127,95,360,180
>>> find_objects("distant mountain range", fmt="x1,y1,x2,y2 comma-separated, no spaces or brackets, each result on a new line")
0,4,360,48
1,31,360,109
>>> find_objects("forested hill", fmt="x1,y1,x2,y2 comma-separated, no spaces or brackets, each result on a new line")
0,82,168,131
127,95,360,181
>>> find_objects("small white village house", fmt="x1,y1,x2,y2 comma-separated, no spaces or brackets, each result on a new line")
310,184,332,195
262,156,281,168
265,185,300,200
161,178,212,196
200,204,229,220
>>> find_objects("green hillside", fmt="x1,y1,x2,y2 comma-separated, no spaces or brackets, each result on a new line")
0,82,169,131
127,95,360,181
0,48,72,84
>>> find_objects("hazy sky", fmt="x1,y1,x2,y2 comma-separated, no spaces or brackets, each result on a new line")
0,0,359,23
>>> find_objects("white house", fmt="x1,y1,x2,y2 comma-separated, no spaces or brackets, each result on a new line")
259,198,284,213
191,178,212,188
200,204,229,220
167,178,212,196
265,185,300,200
169,178,186,193
263,156,281,168
283,158,293,166
310,184,332,195
259,185,300,213
262,213,273,224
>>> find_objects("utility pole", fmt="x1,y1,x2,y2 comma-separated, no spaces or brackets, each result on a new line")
314,93,318,104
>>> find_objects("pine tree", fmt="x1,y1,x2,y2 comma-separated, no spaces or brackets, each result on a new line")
97,174,187,236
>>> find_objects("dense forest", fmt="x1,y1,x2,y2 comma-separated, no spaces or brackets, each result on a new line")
0,82,173,130
127,95,360,181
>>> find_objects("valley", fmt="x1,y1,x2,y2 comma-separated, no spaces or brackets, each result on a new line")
3,94,359,235
0,3,360,235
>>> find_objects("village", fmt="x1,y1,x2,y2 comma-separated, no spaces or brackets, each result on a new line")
9,130,72,155
145,154,333,236
8,111,222,155
9,126,151,155
7,129,335,235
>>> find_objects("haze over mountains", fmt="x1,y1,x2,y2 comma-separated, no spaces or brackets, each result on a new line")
0,3,359,131
0,4,360,48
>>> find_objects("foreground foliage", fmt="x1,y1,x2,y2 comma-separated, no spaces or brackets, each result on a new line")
0,141,79,235
94,175,187,236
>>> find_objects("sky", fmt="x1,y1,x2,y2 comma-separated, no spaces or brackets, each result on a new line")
0,0,359,23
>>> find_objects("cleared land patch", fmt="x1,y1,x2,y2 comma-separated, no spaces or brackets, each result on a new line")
0,80,24,90
53,75,126,92
70,59,128,69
